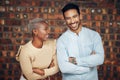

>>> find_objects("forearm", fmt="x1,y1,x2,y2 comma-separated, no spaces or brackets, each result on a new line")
21,64,48,80
77,53,104,67
57,40,90,75
58,60,90,74
44,65,59,76
77,33,104,67
19,56,48,79
45,55,59,76
33,68,45,76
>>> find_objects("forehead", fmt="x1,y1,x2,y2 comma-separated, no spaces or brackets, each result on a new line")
64,9,78,17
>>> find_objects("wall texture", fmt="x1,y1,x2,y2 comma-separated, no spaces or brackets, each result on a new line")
0,0,120,80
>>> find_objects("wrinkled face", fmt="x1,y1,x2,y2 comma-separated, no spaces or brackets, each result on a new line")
64,9,81,32
34,22,49,41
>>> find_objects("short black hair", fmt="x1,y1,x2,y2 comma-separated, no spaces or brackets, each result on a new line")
62,3,80,16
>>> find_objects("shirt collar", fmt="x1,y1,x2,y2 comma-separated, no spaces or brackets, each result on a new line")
67,27,83,36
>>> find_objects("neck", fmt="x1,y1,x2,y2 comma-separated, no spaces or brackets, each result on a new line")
75,25,82,35
32,38,43,48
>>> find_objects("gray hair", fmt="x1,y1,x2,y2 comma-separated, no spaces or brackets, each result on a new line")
28,18,47,32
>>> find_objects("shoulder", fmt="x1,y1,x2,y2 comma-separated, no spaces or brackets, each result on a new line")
22,41,32,50
83,27,100,36
44,39,56,45
20,41,34,55
44,39,56,55
44,39,56,44
83,27,97,33
83,27,101,40
57,30,69,42
16,41,33,61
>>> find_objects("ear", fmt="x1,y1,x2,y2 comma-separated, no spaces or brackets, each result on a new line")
32,29,38,35
80,14,82,20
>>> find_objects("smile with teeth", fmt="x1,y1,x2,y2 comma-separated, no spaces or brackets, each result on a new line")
70,23,77,28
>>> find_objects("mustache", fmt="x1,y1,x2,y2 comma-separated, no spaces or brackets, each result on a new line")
70,21,78,25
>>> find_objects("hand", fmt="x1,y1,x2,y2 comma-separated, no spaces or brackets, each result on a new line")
69,57,77,65
48,59,55,68
91,51,96,55
32,68,45,76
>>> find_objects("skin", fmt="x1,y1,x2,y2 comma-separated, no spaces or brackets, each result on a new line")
32,22,49,48
31,22,52,76
64,9,82,35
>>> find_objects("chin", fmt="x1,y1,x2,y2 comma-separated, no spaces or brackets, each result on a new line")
43,38,48,41
70,27,78,31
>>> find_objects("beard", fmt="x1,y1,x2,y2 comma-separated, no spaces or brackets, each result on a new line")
68,21,80,31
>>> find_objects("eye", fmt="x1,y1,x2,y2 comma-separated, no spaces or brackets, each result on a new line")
44,28,48,31
65,17,70,20
73,15,78,18
44,27,49,31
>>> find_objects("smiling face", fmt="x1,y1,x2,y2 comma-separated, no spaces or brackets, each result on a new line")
33,22,49,41
64,9,81,33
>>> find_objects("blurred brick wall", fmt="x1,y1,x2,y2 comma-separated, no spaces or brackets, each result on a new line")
0,0,120,80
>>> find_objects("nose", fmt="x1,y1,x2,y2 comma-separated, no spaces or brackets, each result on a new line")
71,18,75,23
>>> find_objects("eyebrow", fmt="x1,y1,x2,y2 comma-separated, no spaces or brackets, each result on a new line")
65,14,79,19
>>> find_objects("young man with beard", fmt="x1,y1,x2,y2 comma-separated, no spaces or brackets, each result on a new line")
56,3,104,80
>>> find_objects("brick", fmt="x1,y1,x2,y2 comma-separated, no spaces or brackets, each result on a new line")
107,9,113,14
30,13,40,19
0,57,6,63
0,0,3,5
0,32,2,38
108,15,114,21
0,51,2,57
56,20,65,26
3,32,12,38
5,19,21,26
34,7,40,13
39,1,48,7
0,39,12,44
8,70,13,76
2,51,7,57
117,9,120,15
23,32,31,38
115,41,120,47
102,8,107,14
100,28,105,34
48,13,63,20
0,70,5,76
20,0,32,6
116,54,120,60
21,20,29,25
3,27,12,32
0,19,5,25
7,6,15,12
14,70,21,75
0,76,4,80
39,13,48,19
117,34,120,40
0,6,6,12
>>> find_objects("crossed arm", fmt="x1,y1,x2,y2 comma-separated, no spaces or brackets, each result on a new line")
56,33,104,74
19,52,59,80
56,41,91,74
33,59,56,76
